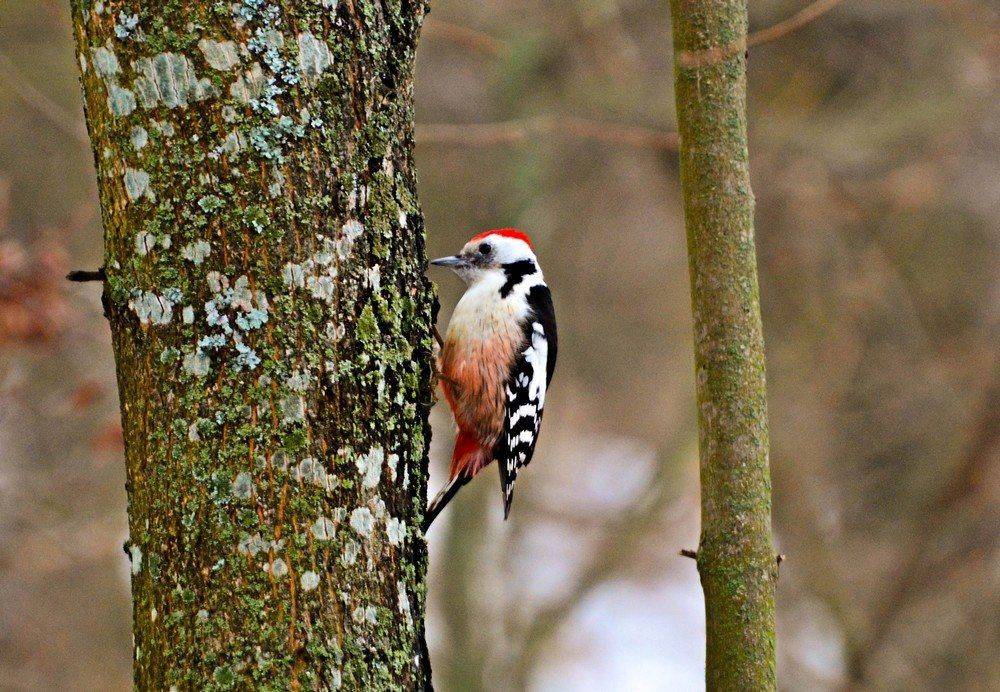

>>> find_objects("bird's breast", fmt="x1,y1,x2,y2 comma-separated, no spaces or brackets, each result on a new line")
441,293,525,444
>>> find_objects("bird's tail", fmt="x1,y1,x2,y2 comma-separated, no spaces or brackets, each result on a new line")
424,474,468,530
424,431,489,530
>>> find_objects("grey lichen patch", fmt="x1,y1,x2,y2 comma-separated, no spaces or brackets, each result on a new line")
130,291,173,325
356,447,383,489
181,240,211,264
296,31,333,84
281,226,366,306
220,130,244,155
229,62,266,103
285,370,310,392
309,274,335,303
188,273,269,373
268,169,285,198
300,571,320,591
135,231,157,256
129,544,143,575
108,84,137,116
280,395,305,424
397,581,413,628
310,516,336,540
182,350,210,377
130,125,149,150
151,119,175,137
342,219,364,246
351,604,378,625
237,533,269,556
295,457,335,490
114,11,140,40
282,262,304,288
349,507,374,538
198,38,241,71
123,168,153,202
267,558,289,578
132,53,219,110
341,539,360,566
386,517,405,546
232,472,254,499
90,44,120,78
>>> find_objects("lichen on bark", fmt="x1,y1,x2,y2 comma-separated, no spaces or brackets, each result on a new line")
69,0,434,688
668,0,778,689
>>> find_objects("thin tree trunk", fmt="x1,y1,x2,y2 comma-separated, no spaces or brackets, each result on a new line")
69,0,434,688
668,1,778,688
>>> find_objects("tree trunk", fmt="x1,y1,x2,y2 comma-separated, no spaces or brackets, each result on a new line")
69,0,434,688
668,1,778,689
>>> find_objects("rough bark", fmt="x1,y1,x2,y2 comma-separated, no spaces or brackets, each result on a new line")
69,0,434,688
668,1,778,689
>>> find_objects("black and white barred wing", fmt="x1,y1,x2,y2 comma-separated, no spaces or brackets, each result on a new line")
497,286,557,518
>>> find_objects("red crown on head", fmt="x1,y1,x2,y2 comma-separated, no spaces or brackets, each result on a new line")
469,228,533,249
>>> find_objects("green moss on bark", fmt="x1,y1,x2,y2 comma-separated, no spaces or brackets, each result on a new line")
668,1,778,689
70,0,433,688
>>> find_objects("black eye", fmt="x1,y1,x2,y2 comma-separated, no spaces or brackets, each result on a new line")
478,242,492,255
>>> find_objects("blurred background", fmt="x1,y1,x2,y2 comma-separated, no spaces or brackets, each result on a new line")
1,0,997,689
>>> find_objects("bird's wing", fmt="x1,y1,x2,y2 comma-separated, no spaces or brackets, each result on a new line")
496,285,557,517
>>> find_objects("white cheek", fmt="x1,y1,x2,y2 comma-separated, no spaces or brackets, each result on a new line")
454,267,480,285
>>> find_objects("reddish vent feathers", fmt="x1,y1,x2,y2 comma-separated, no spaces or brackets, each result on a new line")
449,430,490,479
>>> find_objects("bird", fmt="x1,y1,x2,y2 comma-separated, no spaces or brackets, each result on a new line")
424,228,557,529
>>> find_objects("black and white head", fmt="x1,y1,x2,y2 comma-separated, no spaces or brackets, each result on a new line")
430,228,540,288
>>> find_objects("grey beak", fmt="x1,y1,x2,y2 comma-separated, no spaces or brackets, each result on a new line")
430,255,468,268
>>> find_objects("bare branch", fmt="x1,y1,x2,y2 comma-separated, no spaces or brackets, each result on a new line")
676,0,848,69
0,53,89,145
416,115,678,151
422,17,510,57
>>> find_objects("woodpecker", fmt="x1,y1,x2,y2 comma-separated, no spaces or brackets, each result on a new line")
425,228,557,529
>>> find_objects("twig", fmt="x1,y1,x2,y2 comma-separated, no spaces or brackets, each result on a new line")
416,115,677,151
422,17,510,57
432,325,445,349
0,53,89,145
681,549,785,570
67,268,106,282
676,0,848,69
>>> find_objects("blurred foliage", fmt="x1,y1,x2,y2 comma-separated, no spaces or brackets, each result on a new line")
0,0,996,689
